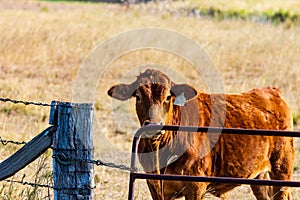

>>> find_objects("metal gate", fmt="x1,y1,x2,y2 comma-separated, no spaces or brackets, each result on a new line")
128,125,300,200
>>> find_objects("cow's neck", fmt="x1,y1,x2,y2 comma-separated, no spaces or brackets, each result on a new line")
154,96,213,173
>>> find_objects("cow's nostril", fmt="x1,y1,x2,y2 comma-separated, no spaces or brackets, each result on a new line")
143,121,151,126
143,121,163,126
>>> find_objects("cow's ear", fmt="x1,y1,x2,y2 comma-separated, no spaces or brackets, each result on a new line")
108,84,135,101
171,84,198,101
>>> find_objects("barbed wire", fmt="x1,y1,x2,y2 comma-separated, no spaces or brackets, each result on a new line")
0,136,27,145
0,98,46,148
0,97,52,107
52,154,137,172
1,159,135,190
94,159,136,172
3,174,53,189
4,179,53,189
0,97,93,111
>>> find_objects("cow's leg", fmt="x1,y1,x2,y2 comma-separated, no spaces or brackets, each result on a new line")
269,138,294,200
184,182,208,200
184,191,203,200
251,171,272,200
147,180,162,200
219,192,230,200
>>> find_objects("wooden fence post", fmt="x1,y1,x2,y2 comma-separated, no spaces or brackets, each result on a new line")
51,102,94,200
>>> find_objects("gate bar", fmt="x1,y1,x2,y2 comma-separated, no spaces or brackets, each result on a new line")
133,173,300,187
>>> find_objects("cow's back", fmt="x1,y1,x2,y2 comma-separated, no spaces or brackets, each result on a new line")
204,87,294,196
223,87,292,130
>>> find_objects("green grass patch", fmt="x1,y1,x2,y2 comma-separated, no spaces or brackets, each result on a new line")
40,0,300,25
293,112,300,126
191,6,299,25
171,0,300,25
0,105,30,116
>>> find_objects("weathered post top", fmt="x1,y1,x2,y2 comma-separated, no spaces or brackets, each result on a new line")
51,101,94,200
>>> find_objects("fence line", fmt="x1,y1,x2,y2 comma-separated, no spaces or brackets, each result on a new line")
0,98,134,200
0,134,133,183
0,136,133,173
2,97,300,199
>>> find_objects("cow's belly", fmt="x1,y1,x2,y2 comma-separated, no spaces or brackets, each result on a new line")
213,134,272,178
207,170,270,197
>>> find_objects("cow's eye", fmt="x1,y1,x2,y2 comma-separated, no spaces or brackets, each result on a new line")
135,94,141,102
166,95,172,102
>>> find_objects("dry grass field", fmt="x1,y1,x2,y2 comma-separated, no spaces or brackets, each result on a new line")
0,0,300,199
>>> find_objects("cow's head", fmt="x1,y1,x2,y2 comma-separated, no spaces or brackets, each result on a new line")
108,69,198,126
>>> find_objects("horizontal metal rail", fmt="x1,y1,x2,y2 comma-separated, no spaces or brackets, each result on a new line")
128,125,300,200
133,173,300,187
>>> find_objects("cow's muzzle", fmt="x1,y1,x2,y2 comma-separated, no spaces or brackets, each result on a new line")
142,120,164,138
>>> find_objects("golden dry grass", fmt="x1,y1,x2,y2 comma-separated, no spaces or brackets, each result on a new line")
0,0,300,199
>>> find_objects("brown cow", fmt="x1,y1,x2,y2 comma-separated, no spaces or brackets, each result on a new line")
108,69,294,200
